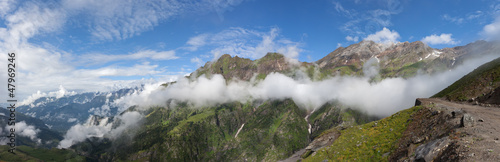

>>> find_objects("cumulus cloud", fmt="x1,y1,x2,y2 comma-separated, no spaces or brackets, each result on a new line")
364,27,400,44
58,121,111,148
421,33,458,45
0,121,41,145
109,52,499,117
58,111,143,148
482,17,500,40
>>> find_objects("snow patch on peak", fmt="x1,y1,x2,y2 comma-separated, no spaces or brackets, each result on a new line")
424,50,443,59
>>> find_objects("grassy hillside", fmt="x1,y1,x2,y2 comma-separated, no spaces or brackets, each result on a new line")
304,106,421,161
0,145,85,161
433,57,500,102
74,99,314,161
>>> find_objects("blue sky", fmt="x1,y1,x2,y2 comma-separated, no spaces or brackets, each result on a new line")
1,0,500,101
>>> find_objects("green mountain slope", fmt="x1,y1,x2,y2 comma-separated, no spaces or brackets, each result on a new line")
433,56,500,103
304,106,421,161
81,99,310,161
0,145,85,162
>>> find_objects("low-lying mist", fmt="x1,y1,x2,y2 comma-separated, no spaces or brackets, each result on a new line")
58,52,499,148
112,54,500,117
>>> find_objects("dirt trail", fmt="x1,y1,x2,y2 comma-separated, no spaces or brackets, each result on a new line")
419,98,500,161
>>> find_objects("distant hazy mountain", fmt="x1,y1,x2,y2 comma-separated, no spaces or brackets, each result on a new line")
16,88,138,132
0,108,62,148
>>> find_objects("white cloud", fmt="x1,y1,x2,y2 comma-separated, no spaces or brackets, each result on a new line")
67,118,77,122
0,0,15,17
421,33,458,45
186,34,209,51
1,121,41,144
364,27,400,44
108,53,499,117
58,111,143,148
4,1,66,43
61,0,248,41
0,0,250,103
345,36,359,42
482,17,500,40
58,121,111,148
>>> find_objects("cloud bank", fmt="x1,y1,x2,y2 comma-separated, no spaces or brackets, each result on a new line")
0,121,41,145
58,111,143,148
110,53,500,117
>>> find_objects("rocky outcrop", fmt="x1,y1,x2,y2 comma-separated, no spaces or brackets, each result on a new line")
391,98,500,162
414,137,452,162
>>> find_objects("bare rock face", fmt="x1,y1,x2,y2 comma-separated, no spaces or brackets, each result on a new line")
461,113,474,127
414,137,451,162
415,98,423,106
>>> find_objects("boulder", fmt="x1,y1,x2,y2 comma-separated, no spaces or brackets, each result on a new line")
460,113,474,127
414,137,451,162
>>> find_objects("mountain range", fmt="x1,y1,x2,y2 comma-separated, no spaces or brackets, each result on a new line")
1,40,500,161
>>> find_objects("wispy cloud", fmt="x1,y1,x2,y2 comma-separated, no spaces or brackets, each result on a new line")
62,0,248,41
333,1,355,18
442,11,484,24
345,36,359,42
190,57,204,67
77,50,178,65
334,0,407,37
0,0,248,101
184,27,304,61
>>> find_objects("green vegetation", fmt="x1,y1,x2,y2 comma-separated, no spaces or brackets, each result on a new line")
0,145,85,162
255,52,285,65
433,57,500,101
304,106,421,161
87,99,310,161
256,73,267,80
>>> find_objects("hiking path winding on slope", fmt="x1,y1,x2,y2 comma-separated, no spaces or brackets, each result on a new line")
418,98,500,161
